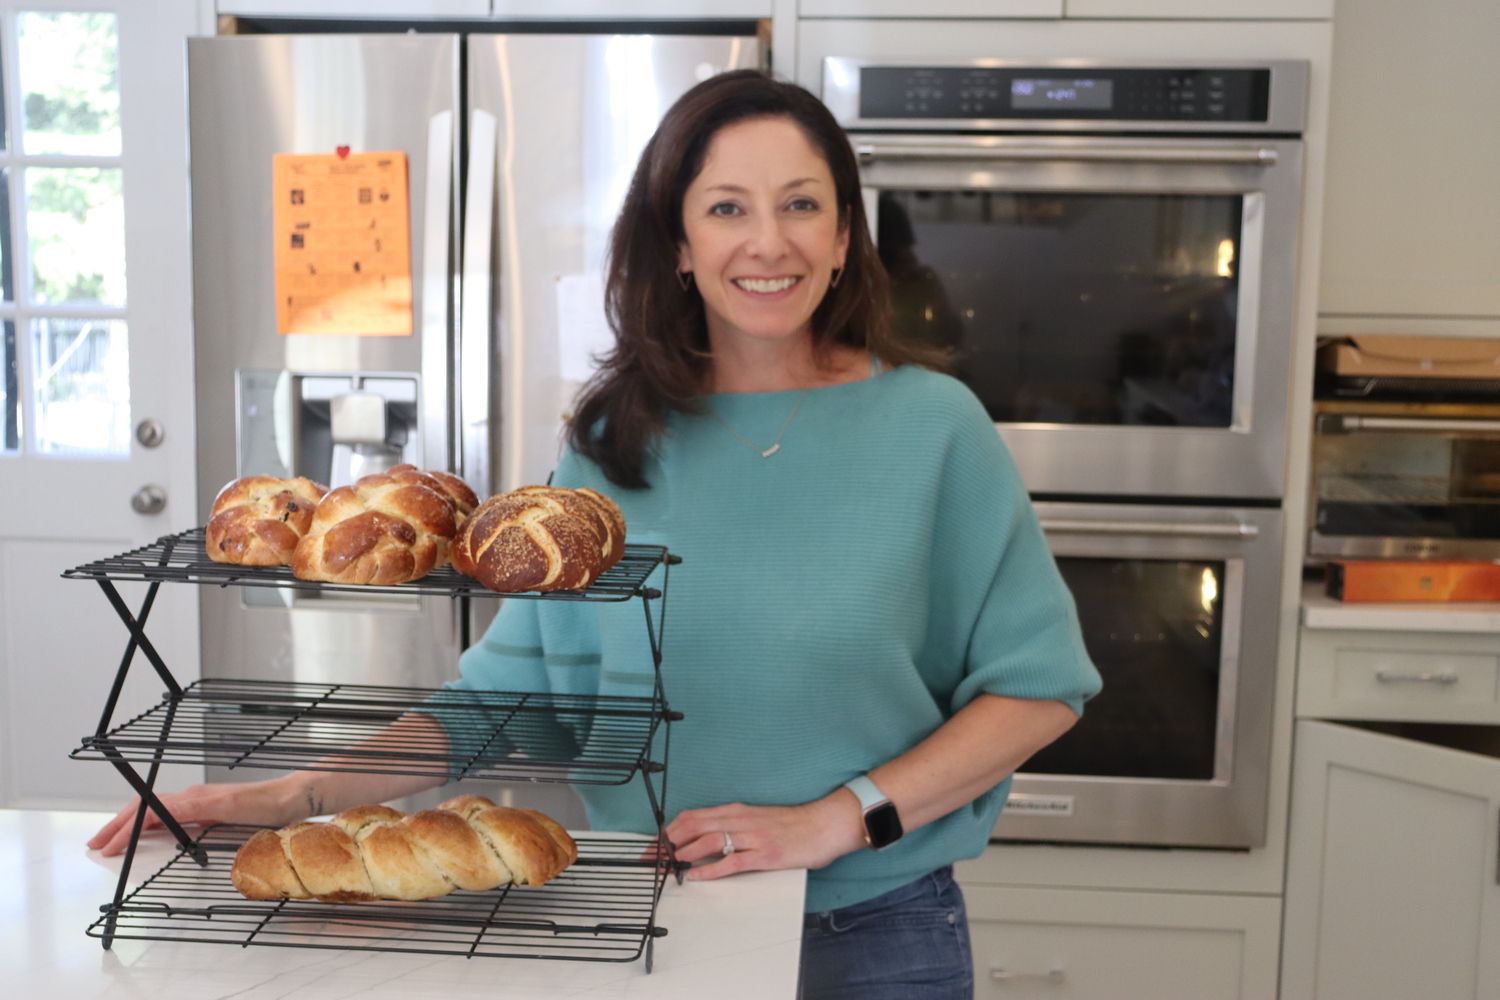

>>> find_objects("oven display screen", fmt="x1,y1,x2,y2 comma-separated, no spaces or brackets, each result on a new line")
1010,78,1113,110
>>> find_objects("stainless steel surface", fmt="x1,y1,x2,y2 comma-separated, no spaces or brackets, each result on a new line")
855,139,1279,166
135,418,165,449
1040,518,1259,539
1376,670,1460,685
130,484,167,515
458,108,496,495
189,35,464,717
1308,534,1500,561
991,968,1067,983
995,501,1283,848
823,57,1309,135
1330,415,1500,434
856,131,1301,500
467,34,761,492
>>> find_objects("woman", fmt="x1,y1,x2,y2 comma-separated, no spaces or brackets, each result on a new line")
91,71,1100,999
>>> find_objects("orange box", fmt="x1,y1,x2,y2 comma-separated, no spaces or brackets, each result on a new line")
1327,561,1500,602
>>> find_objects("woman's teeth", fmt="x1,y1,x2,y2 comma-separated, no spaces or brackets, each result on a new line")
733,277,799,293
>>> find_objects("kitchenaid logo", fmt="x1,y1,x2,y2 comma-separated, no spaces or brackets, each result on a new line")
1004,793,1075,817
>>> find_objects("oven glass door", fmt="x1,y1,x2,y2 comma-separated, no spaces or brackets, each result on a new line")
880,190,1244,430
859,135,1301,499
1311,405,1500,559
1024,555,1235,782
997,502,1281,849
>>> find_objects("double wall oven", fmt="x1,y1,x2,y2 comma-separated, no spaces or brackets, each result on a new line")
826,59,1308,848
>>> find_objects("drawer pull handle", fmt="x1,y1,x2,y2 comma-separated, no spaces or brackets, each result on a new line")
991,966,1066,983
1375,670,1459,685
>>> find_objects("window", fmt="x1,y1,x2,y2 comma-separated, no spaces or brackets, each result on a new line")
1,10,127,456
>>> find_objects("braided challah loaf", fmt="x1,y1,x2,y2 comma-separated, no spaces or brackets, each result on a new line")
452,486,626,592
290,467,461,585
205,476,329,566
230,795,577,902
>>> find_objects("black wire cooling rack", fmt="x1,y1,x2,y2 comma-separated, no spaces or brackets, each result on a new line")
72,678,676,784
61,527,669,602
90,824,677,965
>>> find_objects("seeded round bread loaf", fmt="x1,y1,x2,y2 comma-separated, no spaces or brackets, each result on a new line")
452,486,626,592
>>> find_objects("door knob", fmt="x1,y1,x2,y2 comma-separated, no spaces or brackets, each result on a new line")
131,484,167,515
136,418,165,448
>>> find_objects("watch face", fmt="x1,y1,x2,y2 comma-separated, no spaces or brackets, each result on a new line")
864,802,904,850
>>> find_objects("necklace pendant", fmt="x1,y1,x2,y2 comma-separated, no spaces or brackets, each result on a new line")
760,443,780,458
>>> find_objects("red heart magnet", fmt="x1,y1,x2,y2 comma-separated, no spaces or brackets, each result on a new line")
336,145,350,159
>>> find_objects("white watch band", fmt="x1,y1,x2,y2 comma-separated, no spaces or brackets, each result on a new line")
843,774,889,810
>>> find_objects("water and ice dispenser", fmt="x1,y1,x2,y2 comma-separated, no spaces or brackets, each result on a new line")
237,369,421,489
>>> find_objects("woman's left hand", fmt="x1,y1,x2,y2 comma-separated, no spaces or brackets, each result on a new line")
666,790,868,881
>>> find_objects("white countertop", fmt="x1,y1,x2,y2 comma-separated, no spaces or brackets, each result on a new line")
1301,580,1500,633
0,810,805,999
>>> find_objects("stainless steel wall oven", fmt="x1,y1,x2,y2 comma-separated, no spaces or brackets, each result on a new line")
825,59,1307,848
828,58,1307,502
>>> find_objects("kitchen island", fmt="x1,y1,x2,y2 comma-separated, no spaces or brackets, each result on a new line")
1,810,805,998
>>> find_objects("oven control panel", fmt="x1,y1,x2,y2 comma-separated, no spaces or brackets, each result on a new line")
856,66,1272,124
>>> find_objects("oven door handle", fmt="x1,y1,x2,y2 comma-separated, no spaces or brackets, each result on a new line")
855,141,1278,166
1320,414,1500,435
1038,518,1260,539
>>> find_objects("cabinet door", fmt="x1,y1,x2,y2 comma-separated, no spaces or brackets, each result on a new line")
1282,720,1500,1000
1063,0,1331,16
801,0,1061,15
1318,0,1500,322
219,0,490,14
964,885,1280,999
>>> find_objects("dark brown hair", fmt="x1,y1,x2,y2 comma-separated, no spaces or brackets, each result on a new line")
566,69,945,489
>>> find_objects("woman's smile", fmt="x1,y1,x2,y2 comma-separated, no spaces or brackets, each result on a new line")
732,275,802,296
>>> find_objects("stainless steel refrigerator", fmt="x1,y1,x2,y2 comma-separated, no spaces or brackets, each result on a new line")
188,32,759,813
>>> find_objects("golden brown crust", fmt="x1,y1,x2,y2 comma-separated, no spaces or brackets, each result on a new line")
452,486,626,593
228,797,573,903
205,476,328,566
422,469,481,522
290,472,457,585
230,829,311,900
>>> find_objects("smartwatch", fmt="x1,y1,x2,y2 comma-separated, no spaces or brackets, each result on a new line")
843,775,904,851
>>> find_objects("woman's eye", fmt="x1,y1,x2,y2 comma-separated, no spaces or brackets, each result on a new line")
788,197,819,212
709,201,741,217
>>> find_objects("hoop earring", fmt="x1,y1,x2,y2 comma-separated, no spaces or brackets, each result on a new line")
829,267,844,289
677,270,693,292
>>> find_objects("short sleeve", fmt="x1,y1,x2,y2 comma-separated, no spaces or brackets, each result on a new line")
920,386,1102,716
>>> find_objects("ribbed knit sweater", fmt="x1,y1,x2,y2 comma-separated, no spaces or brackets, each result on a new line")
444,365,1101,911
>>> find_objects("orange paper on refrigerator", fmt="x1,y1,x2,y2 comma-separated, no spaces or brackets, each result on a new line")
272,151,412,335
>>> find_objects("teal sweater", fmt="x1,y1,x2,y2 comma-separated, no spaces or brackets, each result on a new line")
445,365,1101,911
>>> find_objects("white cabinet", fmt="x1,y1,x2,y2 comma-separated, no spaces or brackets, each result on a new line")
1318,0,1500,333
491,0,775,15
962,884,1281,999
218,0,490,15
1299,626,1500,724
800,0,1061,16
1282,720,1500,1000
1063,0,1331,17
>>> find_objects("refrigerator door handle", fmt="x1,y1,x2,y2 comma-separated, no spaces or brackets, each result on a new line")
459,110,498,495
421,110,454,474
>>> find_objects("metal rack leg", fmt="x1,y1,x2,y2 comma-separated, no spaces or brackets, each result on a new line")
101,752,203,860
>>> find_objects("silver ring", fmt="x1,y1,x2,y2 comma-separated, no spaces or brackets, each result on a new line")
722,831,736,856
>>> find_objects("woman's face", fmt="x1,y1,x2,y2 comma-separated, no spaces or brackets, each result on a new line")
677,116,849,352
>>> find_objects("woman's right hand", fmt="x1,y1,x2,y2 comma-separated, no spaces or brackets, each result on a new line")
87,778,305,857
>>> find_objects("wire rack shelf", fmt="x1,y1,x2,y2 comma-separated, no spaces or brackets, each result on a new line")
61,527,670,603
62,528,682,969
90,824,677,964
72,678,675,784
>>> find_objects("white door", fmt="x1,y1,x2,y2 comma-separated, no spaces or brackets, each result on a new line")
0,0,206,809
1282,720,1500,1000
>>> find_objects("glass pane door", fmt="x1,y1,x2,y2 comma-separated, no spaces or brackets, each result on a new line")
878,190,1243,427
1022,557,1227,781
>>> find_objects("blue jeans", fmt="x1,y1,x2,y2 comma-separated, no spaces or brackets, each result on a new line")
799,866,974,1000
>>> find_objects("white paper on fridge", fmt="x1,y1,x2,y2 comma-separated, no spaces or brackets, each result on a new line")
555,273,616,384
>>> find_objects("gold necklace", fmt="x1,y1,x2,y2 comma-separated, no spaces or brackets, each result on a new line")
707,389,808,458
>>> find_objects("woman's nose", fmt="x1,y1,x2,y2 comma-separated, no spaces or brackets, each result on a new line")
745,210,791,259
